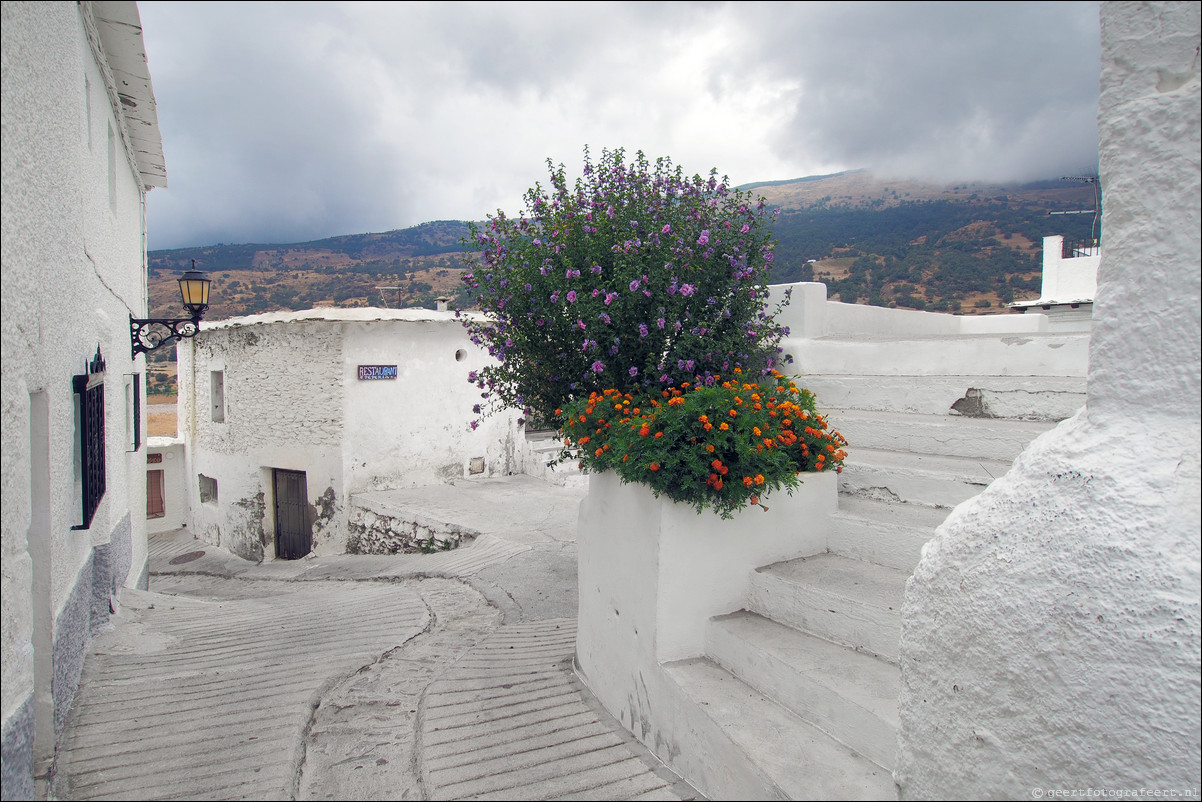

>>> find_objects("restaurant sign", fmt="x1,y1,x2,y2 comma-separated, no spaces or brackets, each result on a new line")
357,365,398,381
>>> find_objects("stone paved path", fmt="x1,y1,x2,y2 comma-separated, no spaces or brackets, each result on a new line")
51,527,696,801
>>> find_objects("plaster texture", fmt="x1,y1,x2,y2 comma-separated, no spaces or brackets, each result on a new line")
574,471,837,797
896,2,1201,798
177,309,552,559
1,3,161,796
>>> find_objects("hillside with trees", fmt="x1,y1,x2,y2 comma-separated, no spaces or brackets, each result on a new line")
149,170,1098,322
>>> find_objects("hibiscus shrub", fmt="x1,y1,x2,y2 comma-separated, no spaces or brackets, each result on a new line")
560,370,848,519
459,147,790,430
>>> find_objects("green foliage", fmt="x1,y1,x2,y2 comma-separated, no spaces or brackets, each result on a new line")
459,147,791,430
561,371,847,519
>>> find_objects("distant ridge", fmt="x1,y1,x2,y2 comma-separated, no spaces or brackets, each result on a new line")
146,172,1097,361
738,169,865,191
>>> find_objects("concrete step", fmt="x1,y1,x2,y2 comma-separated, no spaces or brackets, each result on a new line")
829,496,949,572
838,447,1012,509
662,657,897,800
825,408,1055,461
798,374,1086,421
707,611,901,771
749,553,908,664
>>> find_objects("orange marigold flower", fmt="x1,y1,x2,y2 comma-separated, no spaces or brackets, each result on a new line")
639,425,651,437
714,479,723,490
711,459,723,470
743,476,754,487
704,423,713,431
595,448,604,457
754,474,765,485
728,409,737,417
705,444,715,453
750,495,759,505
753,427,762,436
654,431,664,439
719,422,729,431
649,462,660,472
579,436,590,445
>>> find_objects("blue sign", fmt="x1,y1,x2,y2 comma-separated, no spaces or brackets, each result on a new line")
358,365,398,381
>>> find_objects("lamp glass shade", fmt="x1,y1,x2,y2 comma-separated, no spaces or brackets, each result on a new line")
178,270,211,313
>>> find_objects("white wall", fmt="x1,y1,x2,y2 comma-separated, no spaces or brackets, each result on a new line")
177,309,530,559
178,314,345,560
770,282,1089,379
895,3,1201,798
1039,235,1101,303
146,438,187,534
2,2,157,795
340,311,528,492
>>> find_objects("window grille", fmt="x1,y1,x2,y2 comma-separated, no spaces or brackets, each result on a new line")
73,347,107,529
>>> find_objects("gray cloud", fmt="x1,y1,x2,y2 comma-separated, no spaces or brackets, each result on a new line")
752,1,1101,182
139,1,1101,250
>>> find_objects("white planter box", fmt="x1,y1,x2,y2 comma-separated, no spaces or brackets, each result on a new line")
574,469,837,742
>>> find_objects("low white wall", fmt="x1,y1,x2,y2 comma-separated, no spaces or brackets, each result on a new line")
783,331,1090,378
769,282,1050,342
575,470,836,792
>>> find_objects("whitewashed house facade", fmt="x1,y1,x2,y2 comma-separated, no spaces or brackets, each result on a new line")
1,3,166,797
175,308,563,561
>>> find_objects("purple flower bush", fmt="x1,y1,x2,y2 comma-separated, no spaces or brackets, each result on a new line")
458,147,791,430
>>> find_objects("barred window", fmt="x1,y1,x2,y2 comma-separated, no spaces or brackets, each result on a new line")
73,347,107,530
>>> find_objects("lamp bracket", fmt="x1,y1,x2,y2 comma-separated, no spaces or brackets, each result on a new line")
130,316,202,358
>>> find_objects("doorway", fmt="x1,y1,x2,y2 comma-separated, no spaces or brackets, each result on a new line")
273,469,310,559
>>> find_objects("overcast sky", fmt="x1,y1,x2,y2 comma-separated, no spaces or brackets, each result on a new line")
138,1,1102,251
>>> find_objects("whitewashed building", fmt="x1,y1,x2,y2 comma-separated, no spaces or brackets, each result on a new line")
1,3,165,797
175,307,565,561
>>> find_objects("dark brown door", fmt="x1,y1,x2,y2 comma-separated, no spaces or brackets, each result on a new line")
273,469,310,559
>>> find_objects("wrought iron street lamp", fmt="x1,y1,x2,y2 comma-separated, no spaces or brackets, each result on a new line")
130,261,212,357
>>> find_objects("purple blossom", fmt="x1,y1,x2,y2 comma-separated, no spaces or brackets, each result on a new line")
698,230,710,246
661,224,671,234
657,317,666,329
629,367,639,377
680,284,695,297
591,361,606,373
629,280,640,292
638,323,649,338
567,290,577,303
591,264,603,274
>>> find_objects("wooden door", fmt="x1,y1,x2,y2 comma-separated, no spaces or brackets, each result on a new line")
273,469,310,559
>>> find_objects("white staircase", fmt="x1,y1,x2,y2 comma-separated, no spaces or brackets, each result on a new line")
659,374,1083,800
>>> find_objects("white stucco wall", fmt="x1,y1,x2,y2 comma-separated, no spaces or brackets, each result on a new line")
146,438,187,534
2,2,159,794
895,3,1201,798
1039,235,1101,303
177,308,530,559
574,471,838,798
